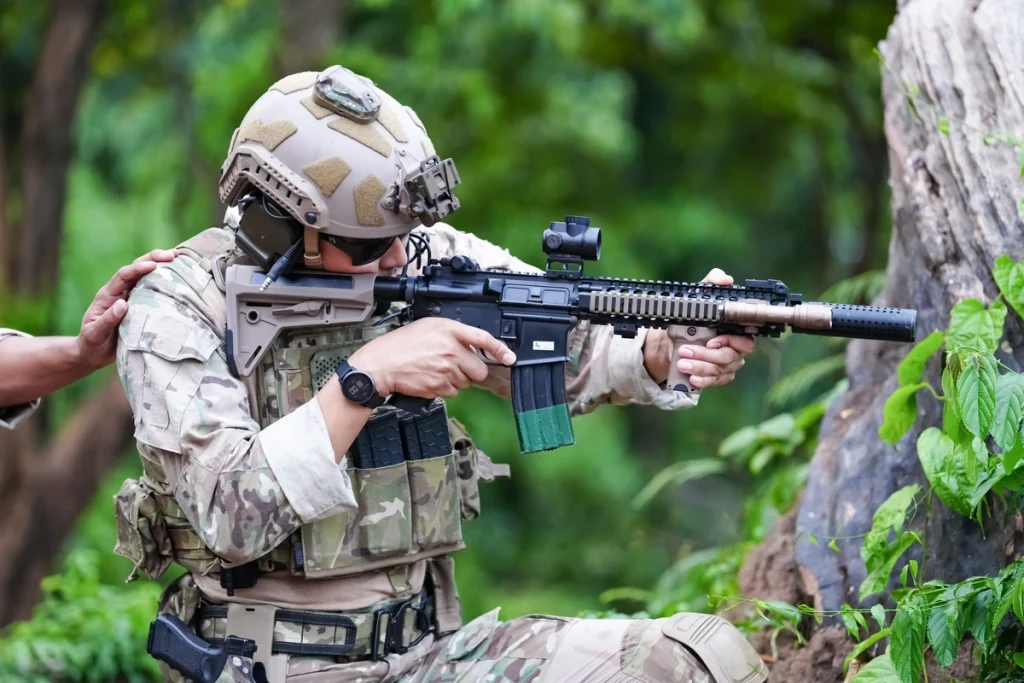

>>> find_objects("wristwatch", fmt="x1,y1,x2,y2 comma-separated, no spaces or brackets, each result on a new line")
336,360,386,408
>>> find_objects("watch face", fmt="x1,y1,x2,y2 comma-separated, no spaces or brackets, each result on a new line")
342,371,376,404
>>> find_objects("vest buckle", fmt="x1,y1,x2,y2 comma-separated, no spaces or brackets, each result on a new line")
370,595,434,660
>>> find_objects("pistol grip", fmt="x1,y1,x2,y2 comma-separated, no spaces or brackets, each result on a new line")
148,613,227,683
666,325,718,397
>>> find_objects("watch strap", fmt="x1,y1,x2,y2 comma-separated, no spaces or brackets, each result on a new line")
336,360,386,408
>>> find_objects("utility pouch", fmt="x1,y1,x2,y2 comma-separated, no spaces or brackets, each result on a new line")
299,404,468,578
113,478,173,582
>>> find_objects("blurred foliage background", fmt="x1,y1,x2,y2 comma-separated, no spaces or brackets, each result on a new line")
0,0,898,678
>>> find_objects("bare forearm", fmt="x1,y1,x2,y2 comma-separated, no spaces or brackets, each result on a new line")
315,379,373,464
0,336,97,407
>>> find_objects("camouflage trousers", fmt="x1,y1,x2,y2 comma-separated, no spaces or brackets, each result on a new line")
201,609,715,683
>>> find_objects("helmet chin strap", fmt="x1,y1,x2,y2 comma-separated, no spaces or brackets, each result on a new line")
303,227,323,269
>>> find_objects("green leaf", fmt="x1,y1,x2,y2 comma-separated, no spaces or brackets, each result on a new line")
993,373,1024,451
1014,652,1024,668
749,445,777,475
718,426,757,459
947,299,1006,356
851,653,900,682
909,560,919,584
942,367,961,437
871,604,888,630
630,458,726,510
1014,578,1024,626
891,606,925,683
898,331,945,386
598,587,653,606
830,538,841,553
841,604,863,640
917,428,974,517
862,485,921,563
844,629,891,673
808,533,818,546
938,116,950,136
927,600,959,667
957,354,998,438
1003,437,1024,474
860,532,921,600
880,383,928,445
994,254,1024,320
758,413,799,441
970,590,995,647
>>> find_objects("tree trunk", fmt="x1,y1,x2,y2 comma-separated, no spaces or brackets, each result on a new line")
275,0,345,77
0,0,119,627
740,0,1024,680
16,0,106,296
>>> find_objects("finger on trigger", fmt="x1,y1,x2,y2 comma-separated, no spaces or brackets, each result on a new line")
726,334,756,354
459,325,516,365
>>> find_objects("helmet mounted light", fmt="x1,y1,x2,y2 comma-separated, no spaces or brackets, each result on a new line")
312,66,382,123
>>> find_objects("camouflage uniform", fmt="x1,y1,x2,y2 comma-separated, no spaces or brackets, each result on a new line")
114,66,766,683
0,329,40,429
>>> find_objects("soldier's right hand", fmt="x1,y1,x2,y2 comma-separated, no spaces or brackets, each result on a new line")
348,318,516,399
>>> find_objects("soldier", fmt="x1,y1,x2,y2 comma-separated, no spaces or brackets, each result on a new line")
115,66,767,683
0,249,177,429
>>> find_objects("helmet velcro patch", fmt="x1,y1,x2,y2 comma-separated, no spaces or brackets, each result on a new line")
237,119,298,151
354,175,387,226
302,157,352,198
377,105,409,143
300,96,333,120
328,117,392,158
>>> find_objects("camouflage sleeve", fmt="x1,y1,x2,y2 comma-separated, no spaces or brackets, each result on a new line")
413,224,697,414
0,329,40,429
117,288,357,565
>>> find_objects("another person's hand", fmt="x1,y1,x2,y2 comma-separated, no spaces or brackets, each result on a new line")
78,249,178,369
642,268,756,389
348,317,516,399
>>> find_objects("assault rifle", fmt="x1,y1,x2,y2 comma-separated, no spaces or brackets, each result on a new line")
225,215,917,453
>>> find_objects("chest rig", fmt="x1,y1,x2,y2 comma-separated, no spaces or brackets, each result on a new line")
114,228,502,594
242,314,471,586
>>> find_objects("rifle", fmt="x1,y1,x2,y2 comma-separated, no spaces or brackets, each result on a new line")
226,215,917,453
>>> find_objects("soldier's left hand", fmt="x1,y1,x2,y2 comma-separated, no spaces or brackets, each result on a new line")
685,268,756,388
78,249,178,369
642,268,756,389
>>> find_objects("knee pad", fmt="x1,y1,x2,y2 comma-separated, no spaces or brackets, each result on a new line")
661,613,768,683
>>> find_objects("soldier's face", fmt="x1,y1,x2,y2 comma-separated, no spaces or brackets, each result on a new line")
319,235,409,275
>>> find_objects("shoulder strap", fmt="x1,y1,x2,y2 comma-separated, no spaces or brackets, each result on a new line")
175,227,247,340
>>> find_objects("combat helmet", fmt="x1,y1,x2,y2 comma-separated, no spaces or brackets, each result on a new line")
219,65,460,270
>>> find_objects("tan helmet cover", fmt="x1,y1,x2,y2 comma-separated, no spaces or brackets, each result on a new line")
219,68,447,251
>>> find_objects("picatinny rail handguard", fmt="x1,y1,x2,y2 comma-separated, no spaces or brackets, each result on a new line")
225,215,917,453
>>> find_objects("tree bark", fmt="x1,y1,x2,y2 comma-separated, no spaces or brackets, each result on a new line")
16,0,106,296
275,0,345,77
740,0,1024,679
